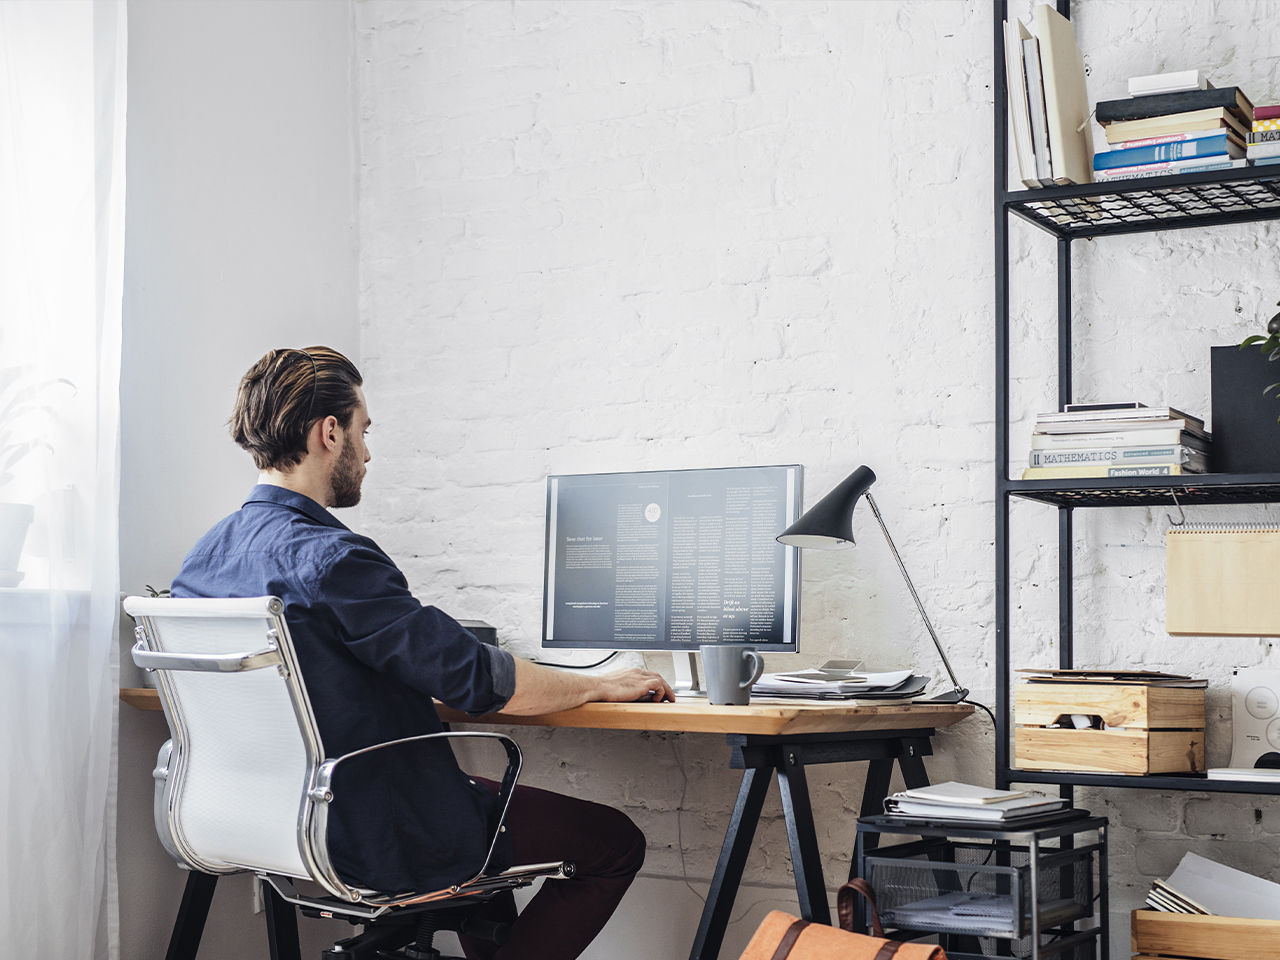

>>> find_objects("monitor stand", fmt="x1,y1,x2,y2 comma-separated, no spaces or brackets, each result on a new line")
671,651,707,698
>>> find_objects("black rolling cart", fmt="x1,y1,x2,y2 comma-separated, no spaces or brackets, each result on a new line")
854,812,1108,960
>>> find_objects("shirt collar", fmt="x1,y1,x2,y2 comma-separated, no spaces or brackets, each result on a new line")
243,483,349,530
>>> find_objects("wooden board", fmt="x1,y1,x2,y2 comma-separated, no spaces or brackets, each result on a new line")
1015,726,1204,775
122,687,973,736
437,700,973,736
1132,909,1280,960
1016,683,1205,730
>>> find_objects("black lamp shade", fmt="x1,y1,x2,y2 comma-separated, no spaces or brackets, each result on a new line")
776,465,876,549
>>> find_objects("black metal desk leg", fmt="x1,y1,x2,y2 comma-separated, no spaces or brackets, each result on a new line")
263,880,302,960
164,871,218,960
896,742,931,790
851,757,895,872
689,765,773,960
776,752,830,926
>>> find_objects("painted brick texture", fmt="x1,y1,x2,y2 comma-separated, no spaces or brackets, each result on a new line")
354,1,1280,955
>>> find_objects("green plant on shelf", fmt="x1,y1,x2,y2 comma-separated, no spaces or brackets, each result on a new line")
1240,302,1280,423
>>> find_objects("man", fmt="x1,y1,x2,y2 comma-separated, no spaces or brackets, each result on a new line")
172,346,674,960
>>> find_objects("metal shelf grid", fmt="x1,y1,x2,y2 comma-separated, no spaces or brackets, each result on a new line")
1006,474,1280,508
1007,170,1280,240
1005,768,1280,796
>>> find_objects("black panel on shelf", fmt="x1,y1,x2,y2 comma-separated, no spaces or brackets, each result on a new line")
1005,767,1280,796
1006,474,1280,508
1007,169,1280,240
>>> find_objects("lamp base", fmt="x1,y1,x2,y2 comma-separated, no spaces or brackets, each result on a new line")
928,687,969,704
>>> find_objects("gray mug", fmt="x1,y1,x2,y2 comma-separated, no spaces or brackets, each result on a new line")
700,645,765,705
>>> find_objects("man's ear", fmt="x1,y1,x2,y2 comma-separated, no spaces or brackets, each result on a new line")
320,415,341,452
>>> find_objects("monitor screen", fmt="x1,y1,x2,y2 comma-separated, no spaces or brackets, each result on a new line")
542,465,802,651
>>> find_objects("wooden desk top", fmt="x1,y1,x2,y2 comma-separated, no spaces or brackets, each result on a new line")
120,688,972,737
436,699,972,736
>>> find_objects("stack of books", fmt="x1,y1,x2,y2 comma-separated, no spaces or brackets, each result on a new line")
1003,4,1092,188
1248,104,1280,167
883,781,1068,824
1024,402,1210,480
1092,71,1252,182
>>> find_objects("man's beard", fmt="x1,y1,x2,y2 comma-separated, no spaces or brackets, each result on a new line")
331,438,364,508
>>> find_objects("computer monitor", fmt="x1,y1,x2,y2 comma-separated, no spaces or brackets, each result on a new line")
542,465,802,692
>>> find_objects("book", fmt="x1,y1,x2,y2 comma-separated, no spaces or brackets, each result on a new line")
1022,36,1053,183
1022,463,1196,479
1030,427,1208,450
1249,130,1280,145
1016,668,1207,688
898,782,1027,805
1254,156,1280,166
1256,104,1280,121
1093,131,1242,170
1253,117,1280,133
1061,401,1146,412
1003,19,1040,189
1035,417,1208,439
1036,405,1202,426
1096,85,1254,124
1112,127,1244,150
1093,157,1248,181
1105,107,1249,143
1128,70,1210,97
1028,444,1208,469
884,792,1067,822
1031,3,1092,185
1247,141,1280,160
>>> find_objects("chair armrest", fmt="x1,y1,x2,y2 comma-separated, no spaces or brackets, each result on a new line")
131,639,284,673
317,731,523,884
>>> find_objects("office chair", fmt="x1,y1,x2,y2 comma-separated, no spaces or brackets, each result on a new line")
124,595,572,960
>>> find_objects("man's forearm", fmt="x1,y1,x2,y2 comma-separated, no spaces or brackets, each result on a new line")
500,658,675,715
501,658,603,715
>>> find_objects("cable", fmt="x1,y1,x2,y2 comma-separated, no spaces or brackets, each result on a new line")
962,696,997,731
526,650,622,670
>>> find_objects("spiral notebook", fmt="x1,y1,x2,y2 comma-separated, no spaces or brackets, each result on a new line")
1167,524,1280,636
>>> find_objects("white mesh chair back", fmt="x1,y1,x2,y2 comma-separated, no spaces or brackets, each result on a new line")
125,596,319,880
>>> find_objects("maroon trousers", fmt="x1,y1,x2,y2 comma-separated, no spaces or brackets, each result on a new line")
457,780,646,960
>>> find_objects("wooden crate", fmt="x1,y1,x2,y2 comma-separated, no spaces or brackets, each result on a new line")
1132,909,1280,959
1015,683,1205,775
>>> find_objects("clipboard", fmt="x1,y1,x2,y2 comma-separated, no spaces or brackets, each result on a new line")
1167,524,1280,636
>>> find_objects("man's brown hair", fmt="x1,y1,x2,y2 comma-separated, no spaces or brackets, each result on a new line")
230,346,364,471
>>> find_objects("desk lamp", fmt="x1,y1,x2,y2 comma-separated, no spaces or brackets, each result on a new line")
777,465,968,703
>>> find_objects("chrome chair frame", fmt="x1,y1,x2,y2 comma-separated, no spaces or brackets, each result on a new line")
125,595,572,959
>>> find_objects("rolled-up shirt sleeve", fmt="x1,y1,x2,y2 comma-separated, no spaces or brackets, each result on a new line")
312,536,515,716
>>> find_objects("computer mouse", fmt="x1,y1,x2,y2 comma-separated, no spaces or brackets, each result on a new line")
633,690,658,702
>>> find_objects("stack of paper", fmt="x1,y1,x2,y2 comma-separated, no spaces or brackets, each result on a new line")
752,668,929,702
1145,853,1280,921
884,781,1068,823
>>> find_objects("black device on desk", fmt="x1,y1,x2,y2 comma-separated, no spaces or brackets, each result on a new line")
541,465,803,694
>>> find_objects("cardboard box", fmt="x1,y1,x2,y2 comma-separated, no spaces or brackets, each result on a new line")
1132,908,1280,959
1015,683,1205,775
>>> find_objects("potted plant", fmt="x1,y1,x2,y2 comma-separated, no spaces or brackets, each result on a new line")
0,366,73,586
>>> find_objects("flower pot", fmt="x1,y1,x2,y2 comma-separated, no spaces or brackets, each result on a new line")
0,502,34,586
1210,346,1280,474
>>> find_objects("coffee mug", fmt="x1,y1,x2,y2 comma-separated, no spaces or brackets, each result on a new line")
700,645,765,705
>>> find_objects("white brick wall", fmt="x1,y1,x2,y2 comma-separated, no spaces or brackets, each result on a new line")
354,2,1280,956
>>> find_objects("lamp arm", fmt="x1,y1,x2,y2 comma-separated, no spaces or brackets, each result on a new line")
864,493,967,702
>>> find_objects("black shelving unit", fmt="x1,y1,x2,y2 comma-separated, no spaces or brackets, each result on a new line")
993,0,1280,799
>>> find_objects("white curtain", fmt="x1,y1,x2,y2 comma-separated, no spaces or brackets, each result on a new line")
0,1,126,957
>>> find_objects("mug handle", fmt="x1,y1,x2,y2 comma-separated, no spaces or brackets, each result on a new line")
739,650,765,689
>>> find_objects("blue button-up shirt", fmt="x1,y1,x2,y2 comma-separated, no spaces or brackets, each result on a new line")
171,484,517,893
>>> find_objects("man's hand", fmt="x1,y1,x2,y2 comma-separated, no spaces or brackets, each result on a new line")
590,668,676,703
503,659,675,715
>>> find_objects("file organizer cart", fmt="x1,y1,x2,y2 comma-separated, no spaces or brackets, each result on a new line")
855,812,1108,960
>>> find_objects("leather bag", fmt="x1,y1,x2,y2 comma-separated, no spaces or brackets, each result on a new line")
738,879,947,960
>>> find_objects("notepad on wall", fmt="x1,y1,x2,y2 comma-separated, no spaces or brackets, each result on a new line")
1167,524,1280,635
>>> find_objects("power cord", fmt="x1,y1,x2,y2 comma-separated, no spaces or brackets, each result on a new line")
526,650,622,670
962,696,997,730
